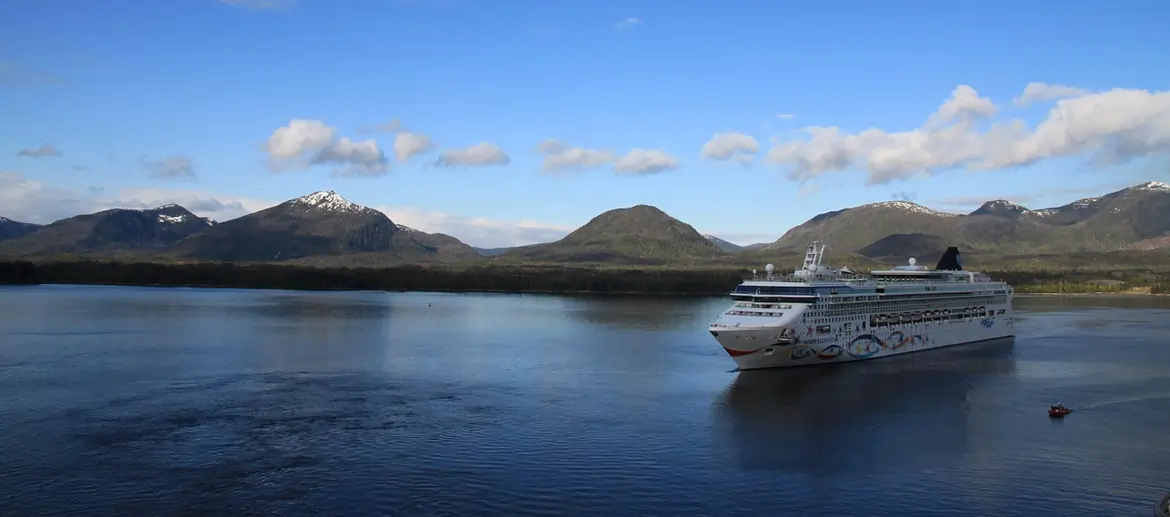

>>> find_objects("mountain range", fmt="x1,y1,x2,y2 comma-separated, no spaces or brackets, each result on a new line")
1,182,1168,268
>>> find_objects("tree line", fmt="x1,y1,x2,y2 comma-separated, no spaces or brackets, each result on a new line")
0,260,746,295
1,260,1166,296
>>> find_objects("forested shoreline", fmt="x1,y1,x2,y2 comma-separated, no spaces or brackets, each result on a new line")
0,260,746,296
0,260,1165,295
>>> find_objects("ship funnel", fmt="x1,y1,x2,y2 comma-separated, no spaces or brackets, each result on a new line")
934,246,963,271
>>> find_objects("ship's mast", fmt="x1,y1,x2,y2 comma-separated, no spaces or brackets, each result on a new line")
801,241,828,273
802,241,819,271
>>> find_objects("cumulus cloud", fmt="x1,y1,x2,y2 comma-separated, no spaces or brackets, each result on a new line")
701,132,760,163
394,132,436,161
1013,82,1090,107
310,136,389,175
536,139,616,173
613,148,679,175
16,143,61,158
141,155,197,180
765,83,1170,186
435,143,511,167
377,205,573,248
537,139,680,175
614,17,642,29
265,119,388,175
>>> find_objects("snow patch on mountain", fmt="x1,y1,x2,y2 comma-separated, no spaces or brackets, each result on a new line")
864,201,958,217
292,191,365,213
157,214,188,224
1132,181,1170,192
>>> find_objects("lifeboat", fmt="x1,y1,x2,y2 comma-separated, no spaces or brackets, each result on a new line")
1048,404,1072,418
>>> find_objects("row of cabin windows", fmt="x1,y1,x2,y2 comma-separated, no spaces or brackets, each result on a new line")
805,296,1008,321
803,302,1008,327
733,289,1008,304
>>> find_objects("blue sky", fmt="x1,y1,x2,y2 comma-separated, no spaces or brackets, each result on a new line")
3,0,1169,247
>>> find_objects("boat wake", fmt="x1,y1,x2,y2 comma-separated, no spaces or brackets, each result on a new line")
1074,393,1170,411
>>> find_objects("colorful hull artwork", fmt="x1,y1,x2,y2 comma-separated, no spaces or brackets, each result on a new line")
789,331,928,361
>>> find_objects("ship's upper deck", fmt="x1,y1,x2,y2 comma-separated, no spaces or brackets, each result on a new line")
732,241,1006,300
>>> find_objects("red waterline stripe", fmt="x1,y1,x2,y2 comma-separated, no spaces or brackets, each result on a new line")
723,346,762,357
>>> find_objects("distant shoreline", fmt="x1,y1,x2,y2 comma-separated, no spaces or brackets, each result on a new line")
0,260,743,296
1,260,1165,297
18,281,728,298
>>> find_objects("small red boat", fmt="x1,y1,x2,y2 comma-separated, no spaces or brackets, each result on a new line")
1048,404,1072,417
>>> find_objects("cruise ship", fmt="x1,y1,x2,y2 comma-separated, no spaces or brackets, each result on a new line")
709,242,1014,370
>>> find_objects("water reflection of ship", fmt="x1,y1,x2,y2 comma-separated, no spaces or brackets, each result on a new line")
711,338,1017,475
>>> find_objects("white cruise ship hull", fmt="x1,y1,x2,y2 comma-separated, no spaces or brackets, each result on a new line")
710,241,1016,371
713,313,1014,370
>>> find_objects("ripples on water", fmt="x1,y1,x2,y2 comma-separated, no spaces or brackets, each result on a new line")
0,286,1169,516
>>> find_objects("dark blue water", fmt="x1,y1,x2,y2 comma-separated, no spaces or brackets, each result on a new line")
1,286,1169,516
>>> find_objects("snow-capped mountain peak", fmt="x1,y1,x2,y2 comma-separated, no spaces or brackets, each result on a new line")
985,199,1027,210
292,190,365,213
865,201,957,217
972,199,1031,216
1131,181,1170,192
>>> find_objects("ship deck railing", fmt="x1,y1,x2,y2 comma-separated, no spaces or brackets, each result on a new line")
747,273,1000,285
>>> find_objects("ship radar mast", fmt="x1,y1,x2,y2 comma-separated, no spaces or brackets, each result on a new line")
801,241,829,272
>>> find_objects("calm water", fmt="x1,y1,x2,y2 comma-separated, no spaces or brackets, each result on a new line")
1,286,1169,516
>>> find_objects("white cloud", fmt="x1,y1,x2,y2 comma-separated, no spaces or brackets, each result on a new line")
141,155,197,180
765,83,1170,185
537,140,680,175
311,136,389,176
377,205,573,248
612,148,679,175
394,131,436,161
264,119,389,175
701,132,760,163
614,17,642,29
266,119,335,162
16,143,61,158
536,139,616,173
775,113,796,120
0,171,272,224
435,143,511,167
1013,82,1090,107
